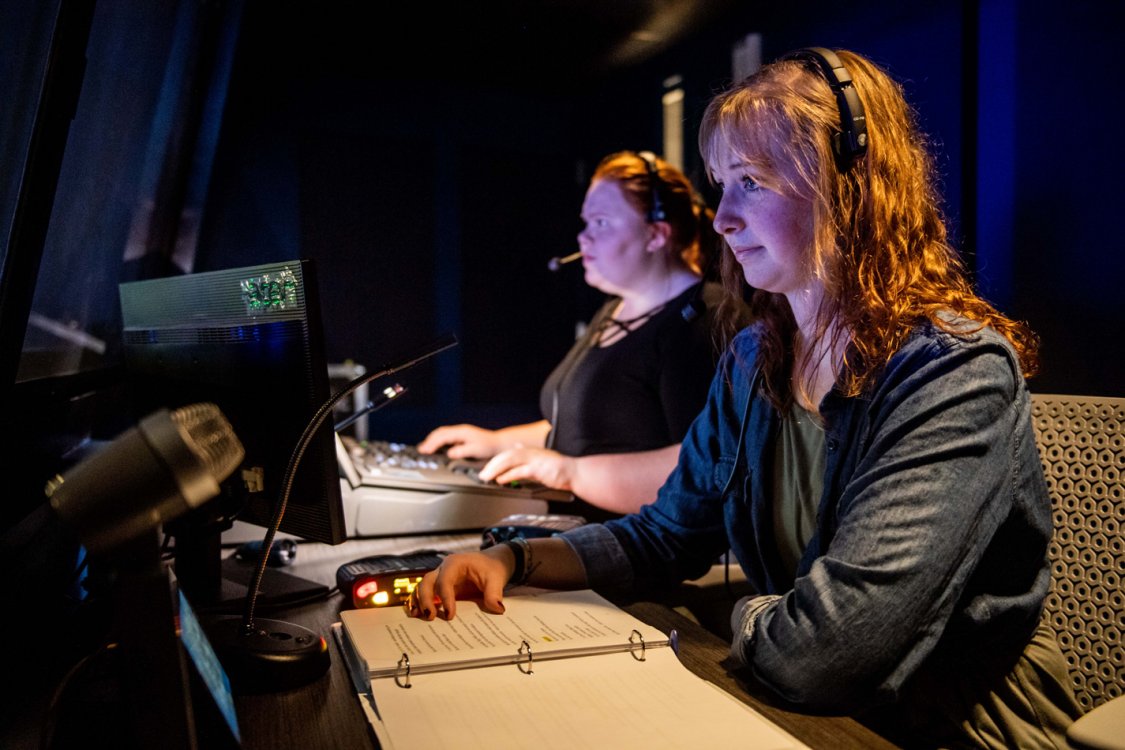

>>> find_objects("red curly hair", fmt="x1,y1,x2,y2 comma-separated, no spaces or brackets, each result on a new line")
699,49,1039,408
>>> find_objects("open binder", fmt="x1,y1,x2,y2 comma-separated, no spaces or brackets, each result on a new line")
386,623,652,686
340,589,669,684
334,589,810,750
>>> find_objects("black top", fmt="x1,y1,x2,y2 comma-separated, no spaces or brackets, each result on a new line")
539,282,727,521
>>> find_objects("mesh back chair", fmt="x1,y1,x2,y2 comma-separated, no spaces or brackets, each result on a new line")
1030,393,1125,748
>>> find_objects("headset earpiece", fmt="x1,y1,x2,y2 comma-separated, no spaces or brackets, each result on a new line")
635,150,667,223
778,47,868,170
633,151,702,320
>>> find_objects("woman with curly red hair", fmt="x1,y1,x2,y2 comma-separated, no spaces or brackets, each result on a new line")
411,48,1081,747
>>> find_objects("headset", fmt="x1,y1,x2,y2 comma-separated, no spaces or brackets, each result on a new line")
633,151,716,321
777,47,868,170
635,150,667,222
633,150,706,319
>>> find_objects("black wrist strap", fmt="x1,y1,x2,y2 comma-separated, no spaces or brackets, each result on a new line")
503,537,530,587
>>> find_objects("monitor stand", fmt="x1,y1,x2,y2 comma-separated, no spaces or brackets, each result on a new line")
170,522,328,616
213,557,328,614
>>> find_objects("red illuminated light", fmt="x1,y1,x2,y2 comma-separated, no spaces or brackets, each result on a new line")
355,579,379,600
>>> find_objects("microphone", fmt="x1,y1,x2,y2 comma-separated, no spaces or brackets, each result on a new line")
547,251,582,272
680,236,723,322
204,333,459,694
333,382,406,432
45,403,244,555
680,295,706,322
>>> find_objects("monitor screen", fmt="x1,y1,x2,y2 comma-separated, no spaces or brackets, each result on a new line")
119,258,345,610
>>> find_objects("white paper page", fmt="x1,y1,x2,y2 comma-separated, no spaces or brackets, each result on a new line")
369,647,809,750
331,623,398,750
357,690,396,750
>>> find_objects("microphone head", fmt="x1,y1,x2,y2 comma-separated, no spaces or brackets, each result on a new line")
167,402,245,501
680,296,706,322
548,251,582,272
46,403,244,554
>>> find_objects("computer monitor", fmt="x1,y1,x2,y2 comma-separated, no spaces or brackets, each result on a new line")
119,258,345,612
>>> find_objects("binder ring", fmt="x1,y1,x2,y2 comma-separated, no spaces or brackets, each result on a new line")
518,640,534,674
395,652,412,688
629,629,646,661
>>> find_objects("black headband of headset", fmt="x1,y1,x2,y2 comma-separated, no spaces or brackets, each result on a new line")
777,47,868,170
635,150,667,222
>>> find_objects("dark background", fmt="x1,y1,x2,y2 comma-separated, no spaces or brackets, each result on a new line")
197,0,1124,442
3,0,1122,465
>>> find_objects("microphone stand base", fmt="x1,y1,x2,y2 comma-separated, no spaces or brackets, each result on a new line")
203,616,331,695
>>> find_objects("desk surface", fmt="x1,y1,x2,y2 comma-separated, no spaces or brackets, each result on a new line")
230,535,899,750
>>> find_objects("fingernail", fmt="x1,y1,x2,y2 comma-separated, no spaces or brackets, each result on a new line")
423,608,431,618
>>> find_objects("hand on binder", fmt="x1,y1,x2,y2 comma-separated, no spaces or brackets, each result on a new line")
409,535,587,622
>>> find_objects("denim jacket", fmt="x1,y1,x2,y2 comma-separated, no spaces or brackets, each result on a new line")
561,319,1053,712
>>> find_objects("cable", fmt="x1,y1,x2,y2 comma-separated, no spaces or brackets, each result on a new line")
40,642,117,750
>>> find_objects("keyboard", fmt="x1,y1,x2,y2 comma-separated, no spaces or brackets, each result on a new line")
338,435,573,502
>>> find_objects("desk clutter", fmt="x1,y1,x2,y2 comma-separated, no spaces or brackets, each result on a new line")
178,535,891,749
